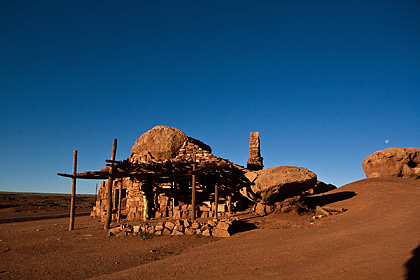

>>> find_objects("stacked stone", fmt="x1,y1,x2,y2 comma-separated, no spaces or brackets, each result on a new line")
125,179,145,220
246,132,263,171
91,182,109,222
108,218,235,238
174,141,214,162
153,202,228,220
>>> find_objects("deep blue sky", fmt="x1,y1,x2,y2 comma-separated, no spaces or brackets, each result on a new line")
1,0,419,194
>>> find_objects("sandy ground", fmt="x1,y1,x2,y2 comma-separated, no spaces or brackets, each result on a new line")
1,177,419,279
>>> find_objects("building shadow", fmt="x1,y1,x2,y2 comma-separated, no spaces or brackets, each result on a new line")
405,244,420,280
304,191,357,208
231,220,258,235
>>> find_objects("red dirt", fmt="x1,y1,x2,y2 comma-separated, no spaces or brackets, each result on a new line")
1,177,419,279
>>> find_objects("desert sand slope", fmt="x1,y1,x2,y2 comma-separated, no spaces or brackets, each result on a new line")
93,177,420,280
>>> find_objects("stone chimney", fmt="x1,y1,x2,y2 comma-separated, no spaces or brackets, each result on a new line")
246,132,263,171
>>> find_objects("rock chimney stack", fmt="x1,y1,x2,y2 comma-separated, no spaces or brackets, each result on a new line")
247,132,263,171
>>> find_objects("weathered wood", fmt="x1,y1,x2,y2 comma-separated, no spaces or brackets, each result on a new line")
191,151,196,220
214,177,219,219
143,175,150,221
316,205,331,216
69,150,77,231
117,181,122,222
104,139,117,230
322,206,345,212
227,195,232,214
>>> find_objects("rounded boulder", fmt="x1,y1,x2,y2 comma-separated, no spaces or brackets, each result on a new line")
362,148,420,180
131,126,188,161
240,166,317,204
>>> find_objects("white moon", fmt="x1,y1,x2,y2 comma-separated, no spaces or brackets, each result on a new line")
385,139,390,144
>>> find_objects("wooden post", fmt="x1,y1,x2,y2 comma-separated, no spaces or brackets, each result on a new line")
69,150,77,231
104,139,117,230
191,151,196,220
227,195,232,215
117,181,122,222
143,175,150,221
214,176,219,219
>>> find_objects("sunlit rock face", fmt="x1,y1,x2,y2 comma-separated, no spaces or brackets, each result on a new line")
362,148,420,180
131,126,188,162
240,166,317,204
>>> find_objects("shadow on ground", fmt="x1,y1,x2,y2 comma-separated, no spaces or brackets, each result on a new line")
304,191,357,208
231,220,258,235
405,244,420,280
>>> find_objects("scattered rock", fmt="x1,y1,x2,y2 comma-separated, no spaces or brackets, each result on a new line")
108,227,121,236
215,221,231,231
212,228,231,237
273,195,308,214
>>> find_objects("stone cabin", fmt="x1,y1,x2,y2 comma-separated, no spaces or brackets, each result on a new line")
91,126,263,222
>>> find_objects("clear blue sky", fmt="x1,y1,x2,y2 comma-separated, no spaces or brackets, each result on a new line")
1,0,419,194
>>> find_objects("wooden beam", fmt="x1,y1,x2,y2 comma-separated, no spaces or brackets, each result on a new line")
104,139,117,230
69,150,77,231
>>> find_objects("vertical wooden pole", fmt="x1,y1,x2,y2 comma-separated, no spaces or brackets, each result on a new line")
69,150,77,231
117,181,122,222
143,175,149,221
214,175,219,219
191,150,196,220
95,183,98,201
227,195,232,215
104,139,117,230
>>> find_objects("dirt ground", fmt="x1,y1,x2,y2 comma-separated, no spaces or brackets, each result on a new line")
1,177,419,279
0,192,96,215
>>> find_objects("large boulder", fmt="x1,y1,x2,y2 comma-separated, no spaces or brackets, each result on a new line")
131,126,188,161
362,148,420,179
240,166,317,204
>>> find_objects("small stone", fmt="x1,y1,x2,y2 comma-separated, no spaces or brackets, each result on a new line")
184,228,195,235
171,230,184,236
108,227,121,236
201,224,211,231
155,225,164,231
162,228,172,235
190,222,200,229
165,221,175,231
212,228,231,237
173,210,181,219
133,225,140,233
216,221,231,231
202,229,211,236
174,225,184,232
183,219,191,228
207,219,216,227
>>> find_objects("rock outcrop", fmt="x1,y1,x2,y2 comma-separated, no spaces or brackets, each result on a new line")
131,126,188,161
362,148,420,180
240,166,317,204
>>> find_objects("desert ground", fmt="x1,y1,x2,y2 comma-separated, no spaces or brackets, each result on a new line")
1,177,419,279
